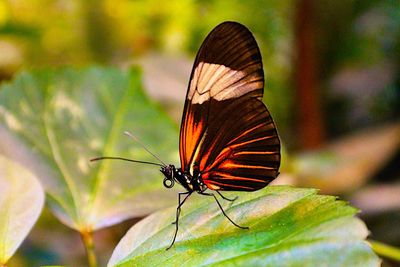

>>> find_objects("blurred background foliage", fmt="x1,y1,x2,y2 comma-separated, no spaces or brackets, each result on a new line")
0,0,399,266
0,0,399,141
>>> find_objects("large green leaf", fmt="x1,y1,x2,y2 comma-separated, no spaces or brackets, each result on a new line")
0,67,179,231
108,186,379,267
0,154,44,265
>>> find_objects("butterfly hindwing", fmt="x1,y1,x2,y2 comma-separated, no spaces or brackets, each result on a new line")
179,21,280,191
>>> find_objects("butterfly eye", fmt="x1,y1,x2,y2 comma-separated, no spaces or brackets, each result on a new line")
163,177,175,188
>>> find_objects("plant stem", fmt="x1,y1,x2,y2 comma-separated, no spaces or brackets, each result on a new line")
81,229,98,267
369,239,400,262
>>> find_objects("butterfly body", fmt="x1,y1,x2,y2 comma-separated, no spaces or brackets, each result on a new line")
160,165,206,193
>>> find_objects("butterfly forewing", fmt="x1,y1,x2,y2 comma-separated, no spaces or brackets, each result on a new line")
179,21,280,191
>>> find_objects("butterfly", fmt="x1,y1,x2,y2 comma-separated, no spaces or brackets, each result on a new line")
92,21,281,249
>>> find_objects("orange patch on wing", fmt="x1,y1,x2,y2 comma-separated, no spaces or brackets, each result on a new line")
199,148,212,170
183,112,204,166
203,126,276,172
206,180,253,190
203,143,238,172
205,182,221,190
201,144,232,172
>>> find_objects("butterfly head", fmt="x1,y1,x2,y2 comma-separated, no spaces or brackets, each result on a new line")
160,164,177,189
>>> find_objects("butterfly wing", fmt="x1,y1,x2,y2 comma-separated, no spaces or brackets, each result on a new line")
179,21,280,191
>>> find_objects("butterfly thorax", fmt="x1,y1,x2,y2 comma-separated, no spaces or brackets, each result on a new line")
160,165,206,192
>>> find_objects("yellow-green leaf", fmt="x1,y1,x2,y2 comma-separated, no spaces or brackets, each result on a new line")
0,155,44,265
108,186,380,267
0,67,179,232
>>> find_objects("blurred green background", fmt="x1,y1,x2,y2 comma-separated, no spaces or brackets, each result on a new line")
0,0,399,266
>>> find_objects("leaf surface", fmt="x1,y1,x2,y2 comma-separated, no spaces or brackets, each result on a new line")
0,155,44,264
0,67,179,231
108,186,380,267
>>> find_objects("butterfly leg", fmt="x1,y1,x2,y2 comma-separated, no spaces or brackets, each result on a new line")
200,192,248,230
167,191,192,250
171,191,190,225
216,190,238,202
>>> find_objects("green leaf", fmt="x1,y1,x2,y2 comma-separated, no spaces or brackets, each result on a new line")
0,155,45,265
108,186,380,267
0,67,179,231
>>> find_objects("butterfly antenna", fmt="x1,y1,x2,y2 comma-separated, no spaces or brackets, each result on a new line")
124,131,167,166
90,156,164,167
